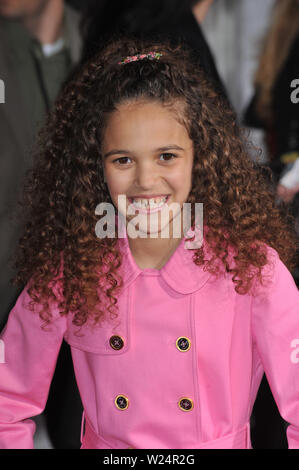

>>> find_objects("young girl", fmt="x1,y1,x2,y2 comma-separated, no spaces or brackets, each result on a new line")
0,37,299,450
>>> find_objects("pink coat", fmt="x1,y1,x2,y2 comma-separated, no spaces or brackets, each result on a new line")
1,231,299,449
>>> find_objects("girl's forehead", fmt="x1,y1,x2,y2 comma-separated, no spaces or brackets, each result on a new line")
103,100,191,148
116,98,186,119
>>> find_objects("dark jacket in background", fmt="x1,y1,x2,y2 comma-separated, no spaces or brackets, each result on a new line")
81,6,230,108
152,8,229,103
0,4,82,330
0,3,83,449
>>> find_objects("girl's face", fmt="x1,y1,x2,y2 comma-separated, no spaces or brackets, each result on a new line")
102,100,194,235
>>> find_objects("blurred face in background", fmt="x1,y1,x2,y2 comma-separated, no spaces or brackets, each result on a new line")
192,0,214,24
0,0,49,19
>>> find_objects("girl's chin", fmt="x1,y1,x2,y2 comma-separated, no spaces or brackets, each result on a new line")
114,198,185,234
126,214,184,238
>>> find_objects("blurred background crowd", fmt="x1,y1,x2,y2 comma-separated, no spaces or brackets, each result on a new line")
0,0,298,449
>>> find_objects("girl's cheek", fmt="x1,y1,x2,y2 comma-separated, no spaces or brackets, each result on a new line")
108,184,124,208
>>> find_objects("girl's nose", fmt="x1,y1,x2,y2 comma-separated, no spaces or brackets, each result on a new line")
134,163,159,189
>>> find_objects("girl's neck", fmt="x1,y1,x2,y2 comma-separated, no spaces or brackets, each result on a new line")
128,235,182,270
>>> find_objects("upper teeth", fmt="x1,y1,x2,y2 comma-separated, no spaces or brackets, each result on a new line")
130,196,167,209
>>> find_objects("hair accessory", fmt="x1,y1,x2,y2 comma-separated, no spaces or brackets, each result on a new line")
118,51,163,65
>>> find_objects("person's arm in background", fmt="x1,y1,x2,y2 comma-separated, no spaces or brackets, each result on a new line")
275,34,299,203
277,160,299,203
0,285,67,448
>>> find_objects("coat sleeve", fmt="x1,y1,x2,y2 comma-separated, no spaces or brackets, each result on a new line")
0,284,67,449
251,248,299,448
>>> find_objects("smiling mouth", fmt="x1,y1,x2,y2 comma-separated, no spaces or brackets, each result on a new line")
127,195,170,213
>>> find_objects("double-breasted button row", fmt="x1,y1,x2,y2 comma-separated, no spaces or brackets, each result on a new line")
111,335,192,412
114,395,194,412
176,339,193,411
109,335,191,352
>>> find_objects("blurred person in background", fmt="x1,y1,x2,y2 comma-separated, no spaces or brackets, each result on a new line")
244,0,299,236
244,0,299,449
80,0,229,104
0,0,83,448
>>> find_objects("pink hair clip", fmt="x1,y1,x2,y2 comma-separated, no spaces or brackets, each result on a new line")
118,51,163,65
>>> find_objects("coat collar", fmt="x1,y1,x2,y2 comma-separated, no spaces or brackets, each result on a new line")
117,218,212,294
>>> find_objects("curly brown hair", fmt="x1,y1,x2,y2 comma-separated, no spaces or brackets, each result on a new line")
11,36,299,327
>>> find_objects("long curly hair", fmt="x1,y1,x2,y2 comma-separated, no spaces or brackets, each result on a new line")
11,37,299,327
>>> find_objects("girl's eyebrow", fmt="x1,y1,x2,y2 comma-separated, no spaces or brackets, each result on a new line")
156,145,185,152
103,145,185,159
103,149,131,159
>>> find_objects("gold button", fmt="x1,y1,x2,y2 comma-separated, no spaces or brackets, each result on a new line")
176,337,191,352
109,335,124,350
115,394,129,410
178,397,194,411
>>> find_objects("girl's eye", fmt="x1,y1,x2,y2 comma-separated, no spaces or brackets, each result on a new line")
159,153,176,161
114,156,132,165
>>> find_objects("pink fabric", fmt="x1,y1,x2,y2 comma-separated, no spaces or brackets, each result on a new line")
81,414,251,449
0,232,299,449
